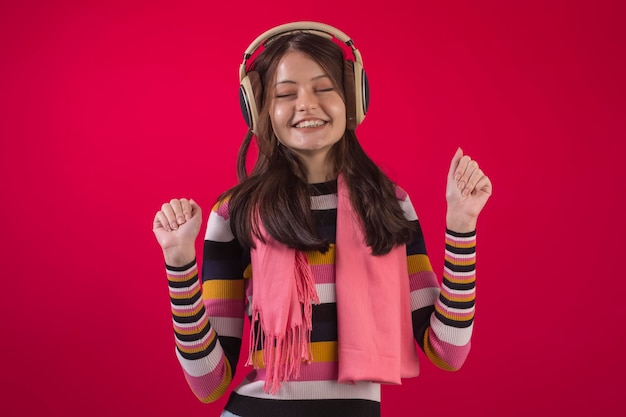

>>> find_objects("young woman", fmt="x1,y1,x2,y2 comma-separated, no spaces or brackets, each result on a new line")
153,22,492,417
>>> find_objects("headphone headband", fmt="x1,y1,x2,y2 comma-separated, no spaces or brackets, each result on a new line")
238,21,363,82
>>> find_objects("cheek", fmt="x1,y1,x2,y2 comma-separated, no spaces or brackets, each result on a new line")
269,104,290,141
271,103,290,125
332,102,347,128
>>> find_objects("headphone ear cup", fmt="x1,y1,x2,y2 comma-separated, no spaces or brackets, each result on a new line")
343,60,357,131
239,70,263,134
343,60,368,131
352,60,368,126
356,61,369,122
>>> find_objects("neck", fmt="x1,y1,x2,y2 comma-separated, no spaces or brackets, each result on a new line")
293,151,335,183
307,170,333,183
305,159,334,183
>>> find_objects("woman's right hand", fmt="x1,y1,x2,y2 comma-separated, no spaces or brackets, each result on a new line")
153,198,202,267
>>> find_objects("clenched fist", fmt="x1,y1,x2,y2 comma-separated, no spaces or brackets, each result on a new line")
445,148,493,232
153,198,202,267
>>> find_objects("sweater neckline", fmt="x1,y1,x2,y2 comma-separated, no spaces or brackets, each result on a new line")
308,179,338,196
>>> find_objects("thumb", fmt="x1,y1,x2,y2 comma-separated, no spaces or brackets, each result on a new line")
448,147,464,180
189,199,202,218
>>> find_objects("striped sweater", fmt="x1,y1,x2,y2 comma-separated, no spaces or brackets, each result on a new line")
166,180,477,417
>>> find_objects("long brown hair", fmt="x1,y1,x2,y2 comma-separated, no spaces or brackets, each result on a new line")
222,32,414,255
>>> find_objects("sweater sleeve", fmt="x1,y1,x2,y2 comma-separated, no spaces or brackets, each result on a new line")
166,198,247,403
398,188,476,371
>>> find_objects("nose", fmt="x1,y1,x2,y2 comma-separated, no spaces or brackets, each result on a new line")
297,88,318,111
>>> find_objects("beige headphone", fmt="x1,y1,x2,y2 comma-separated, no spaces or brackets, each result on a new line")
238,21,369,134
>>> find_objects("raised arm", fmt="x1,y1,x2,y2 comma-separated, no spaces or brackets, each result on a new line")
406,147,491,370
154,198,246,402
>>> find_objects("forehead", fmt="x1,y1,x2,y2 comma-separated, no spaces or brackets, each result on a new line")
274,51,326,81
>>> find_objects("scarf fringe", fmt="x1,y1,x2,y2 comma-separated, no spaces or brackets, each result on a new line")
246,250,320,394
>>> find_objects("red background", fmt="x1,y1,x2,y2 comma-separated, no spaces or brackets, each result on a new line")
1,1,624,416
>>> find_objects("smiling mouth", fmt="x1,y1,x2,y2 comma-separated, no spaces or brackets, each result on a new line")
293,120,327,128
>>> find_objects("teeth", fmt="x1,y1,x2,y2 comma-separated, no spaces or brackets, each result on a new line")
295,120,325,128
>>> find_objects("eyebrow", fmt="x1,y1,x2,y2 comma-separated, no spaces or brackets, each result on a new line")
274,74,330,86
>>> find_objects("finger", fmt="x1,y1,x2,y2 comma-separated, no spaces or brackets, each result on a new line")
472,175,493,196
170,198,186,225
463,167,484,197
180,198,192,221
154,211,172,232
448,147,464,180
161,202,179,230
456,156,474,189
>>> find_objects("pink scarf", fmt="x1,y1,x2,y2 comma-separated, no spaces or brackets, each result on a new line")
247,175,420,394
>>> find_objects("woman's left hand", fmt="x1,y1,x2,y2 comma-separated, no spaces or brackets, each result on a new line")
445,147,493,232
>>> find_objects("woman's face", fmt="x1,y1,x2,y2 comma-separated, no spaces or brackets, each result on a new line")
269,50,346,163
